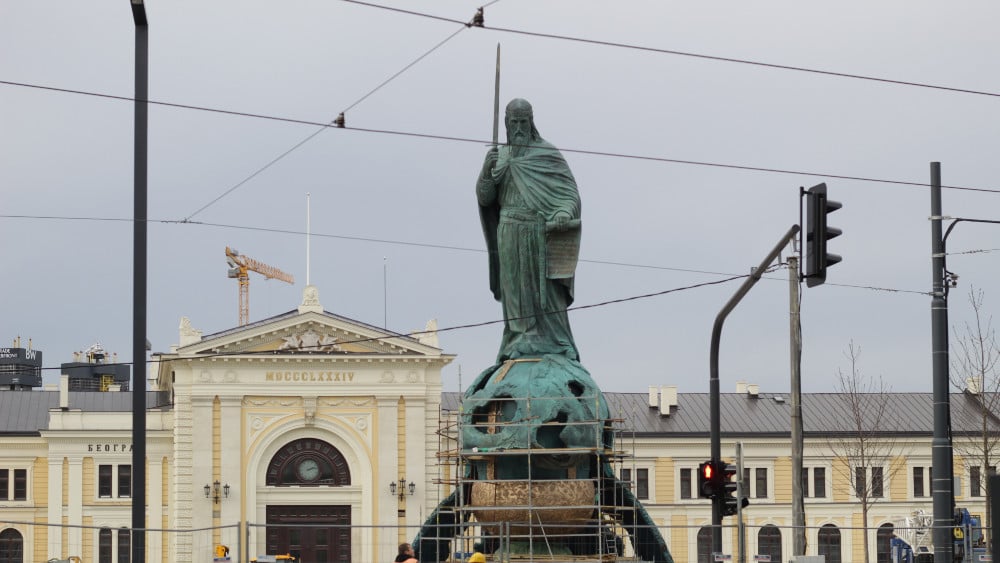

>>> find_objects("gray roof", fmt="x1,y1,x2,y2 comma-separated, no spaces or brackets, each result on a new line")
444,391,1000,437
0,391,171,435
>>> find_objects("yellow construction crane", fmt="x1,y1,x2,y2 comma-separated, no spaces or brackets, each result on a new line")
225,246,295,326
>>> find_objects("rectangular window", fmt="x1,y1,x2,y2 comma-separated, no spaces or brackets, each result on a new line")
801,467,809,498
872,466,884,498
814,467,826,498
0,469,7,501
99,464,113,498
970,466,995,497
914,466,926,497
13,469,27,501
755,468,768,498
855,466,867,497
680,468,692,499
118,465,132,498
636,468,649,500
621,468,632,492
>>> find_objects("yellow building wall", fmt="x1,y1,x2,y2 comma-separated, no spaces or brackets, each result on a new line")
655,457,673,502
82,457,94,501
954,456,966,501
670,514,688,562
774,456,791,503
34,515,48,563
62,458,68,504
890,455,907,501
851,512,865,562
33,456,48,505
82,516,93,563
832,457,850,502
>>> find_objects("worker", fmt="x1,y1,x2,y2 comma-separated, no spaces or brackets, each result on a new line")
467,542,486,563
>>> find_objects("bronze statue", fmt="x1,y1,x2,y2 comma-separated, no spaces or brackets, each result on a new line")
476,98,582,362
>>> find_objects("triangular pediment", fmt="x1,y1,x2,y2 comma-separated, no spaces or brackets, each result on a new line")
175,310,443,358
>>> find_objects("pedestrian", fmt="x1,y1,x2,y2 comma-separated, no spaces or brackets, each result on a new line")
394,542,418,563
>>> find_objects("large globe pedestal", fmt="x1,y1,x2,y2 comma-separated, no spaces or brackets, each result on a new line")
461,356,616,559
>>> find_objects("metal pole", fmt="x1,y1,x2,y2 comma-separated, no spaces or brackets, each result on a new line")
130,3,148,561
710,224,800,553
930,161,954,563
790,251,806,556
736,441,745,563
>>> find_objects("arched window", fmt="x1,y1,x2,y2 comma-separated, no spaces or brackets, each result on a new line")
0,529,24,563
118,528,131,563
98,528,113,563
876,523,895,563
696,526,712,563
266,438,351,486
818,524,841,563
758,525,782,563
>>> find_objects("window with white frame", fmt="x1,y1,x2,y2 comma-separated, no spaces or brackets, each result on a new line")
0,468,28,501
912,466,932,498
620,467,650,500
741,466,769,499
801,466,827,498
970,465,995,497
854,466,885,498
679,467,693,500
97,464,131,499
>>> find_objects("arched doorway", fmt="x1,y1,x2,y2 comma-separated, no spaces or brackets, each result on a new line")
758,525,782,563
876,523,895,563
818,524,841,563
0,529,24,563
265,438,352,563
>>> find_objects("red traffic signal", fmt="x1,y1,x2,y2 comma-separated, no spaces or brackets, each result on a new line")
698,460,715,498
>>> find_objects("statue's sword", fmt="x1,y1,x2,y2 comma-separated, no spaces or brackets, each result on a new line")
492,43,501,148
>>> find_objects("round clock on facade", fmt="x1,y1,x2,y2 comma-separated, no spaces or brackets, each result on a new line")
296,458,320,482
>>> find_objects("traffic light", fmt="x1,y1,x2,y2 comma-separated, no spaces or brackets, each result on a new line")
720,463,749,517
698,460,716,498
804,182,842,288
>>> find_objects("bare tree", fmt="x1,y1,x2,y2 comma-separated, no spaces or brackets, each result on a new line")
951,286,1000,544
827,341,906,563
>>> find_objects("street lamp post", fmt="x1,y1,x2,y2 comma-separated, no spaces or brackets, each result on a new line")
130,1,148,562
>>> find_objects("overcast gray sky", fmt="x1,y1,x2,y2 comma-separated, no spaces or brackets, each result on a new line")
3,1,999,394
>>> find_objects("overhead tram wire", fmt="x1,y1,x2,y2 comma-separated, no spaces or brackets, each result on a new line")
28,271,761,372
341,0,1000,100
181,23,471,222
0,213,933,296
5,79,999,196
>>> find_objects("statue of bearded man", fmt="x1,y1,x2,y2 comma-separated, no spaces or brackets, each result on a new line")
476,98,581,362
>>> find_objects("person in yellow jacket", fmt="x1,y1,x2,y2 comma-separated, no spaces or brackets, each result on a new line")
467,543,486,563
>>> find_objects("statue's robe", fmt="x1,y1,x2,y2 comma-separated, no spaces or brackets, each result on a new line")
478,138,581,362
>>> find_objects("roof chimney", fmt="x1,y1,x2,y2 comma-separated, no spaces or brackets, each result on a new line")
659,385,678,416
736,381,747,394
966,376,983,395
59,374,69,410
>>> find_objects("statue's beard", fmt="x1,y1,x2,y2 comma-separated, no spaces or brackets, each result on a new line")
509,130,529,157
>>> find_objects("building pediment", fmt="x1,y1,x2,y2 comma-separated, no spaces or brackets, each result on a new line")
174,311,443,358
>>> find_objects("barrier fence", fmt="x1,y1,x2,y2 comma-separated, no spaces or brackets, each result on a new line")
0,518,992,562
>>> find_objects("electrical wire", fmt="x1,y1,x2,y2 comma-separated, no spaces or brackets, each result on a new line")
342,0,1000,100
182,25,470,221
0,213,936,296
30,271,755,371
3,79,998,196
